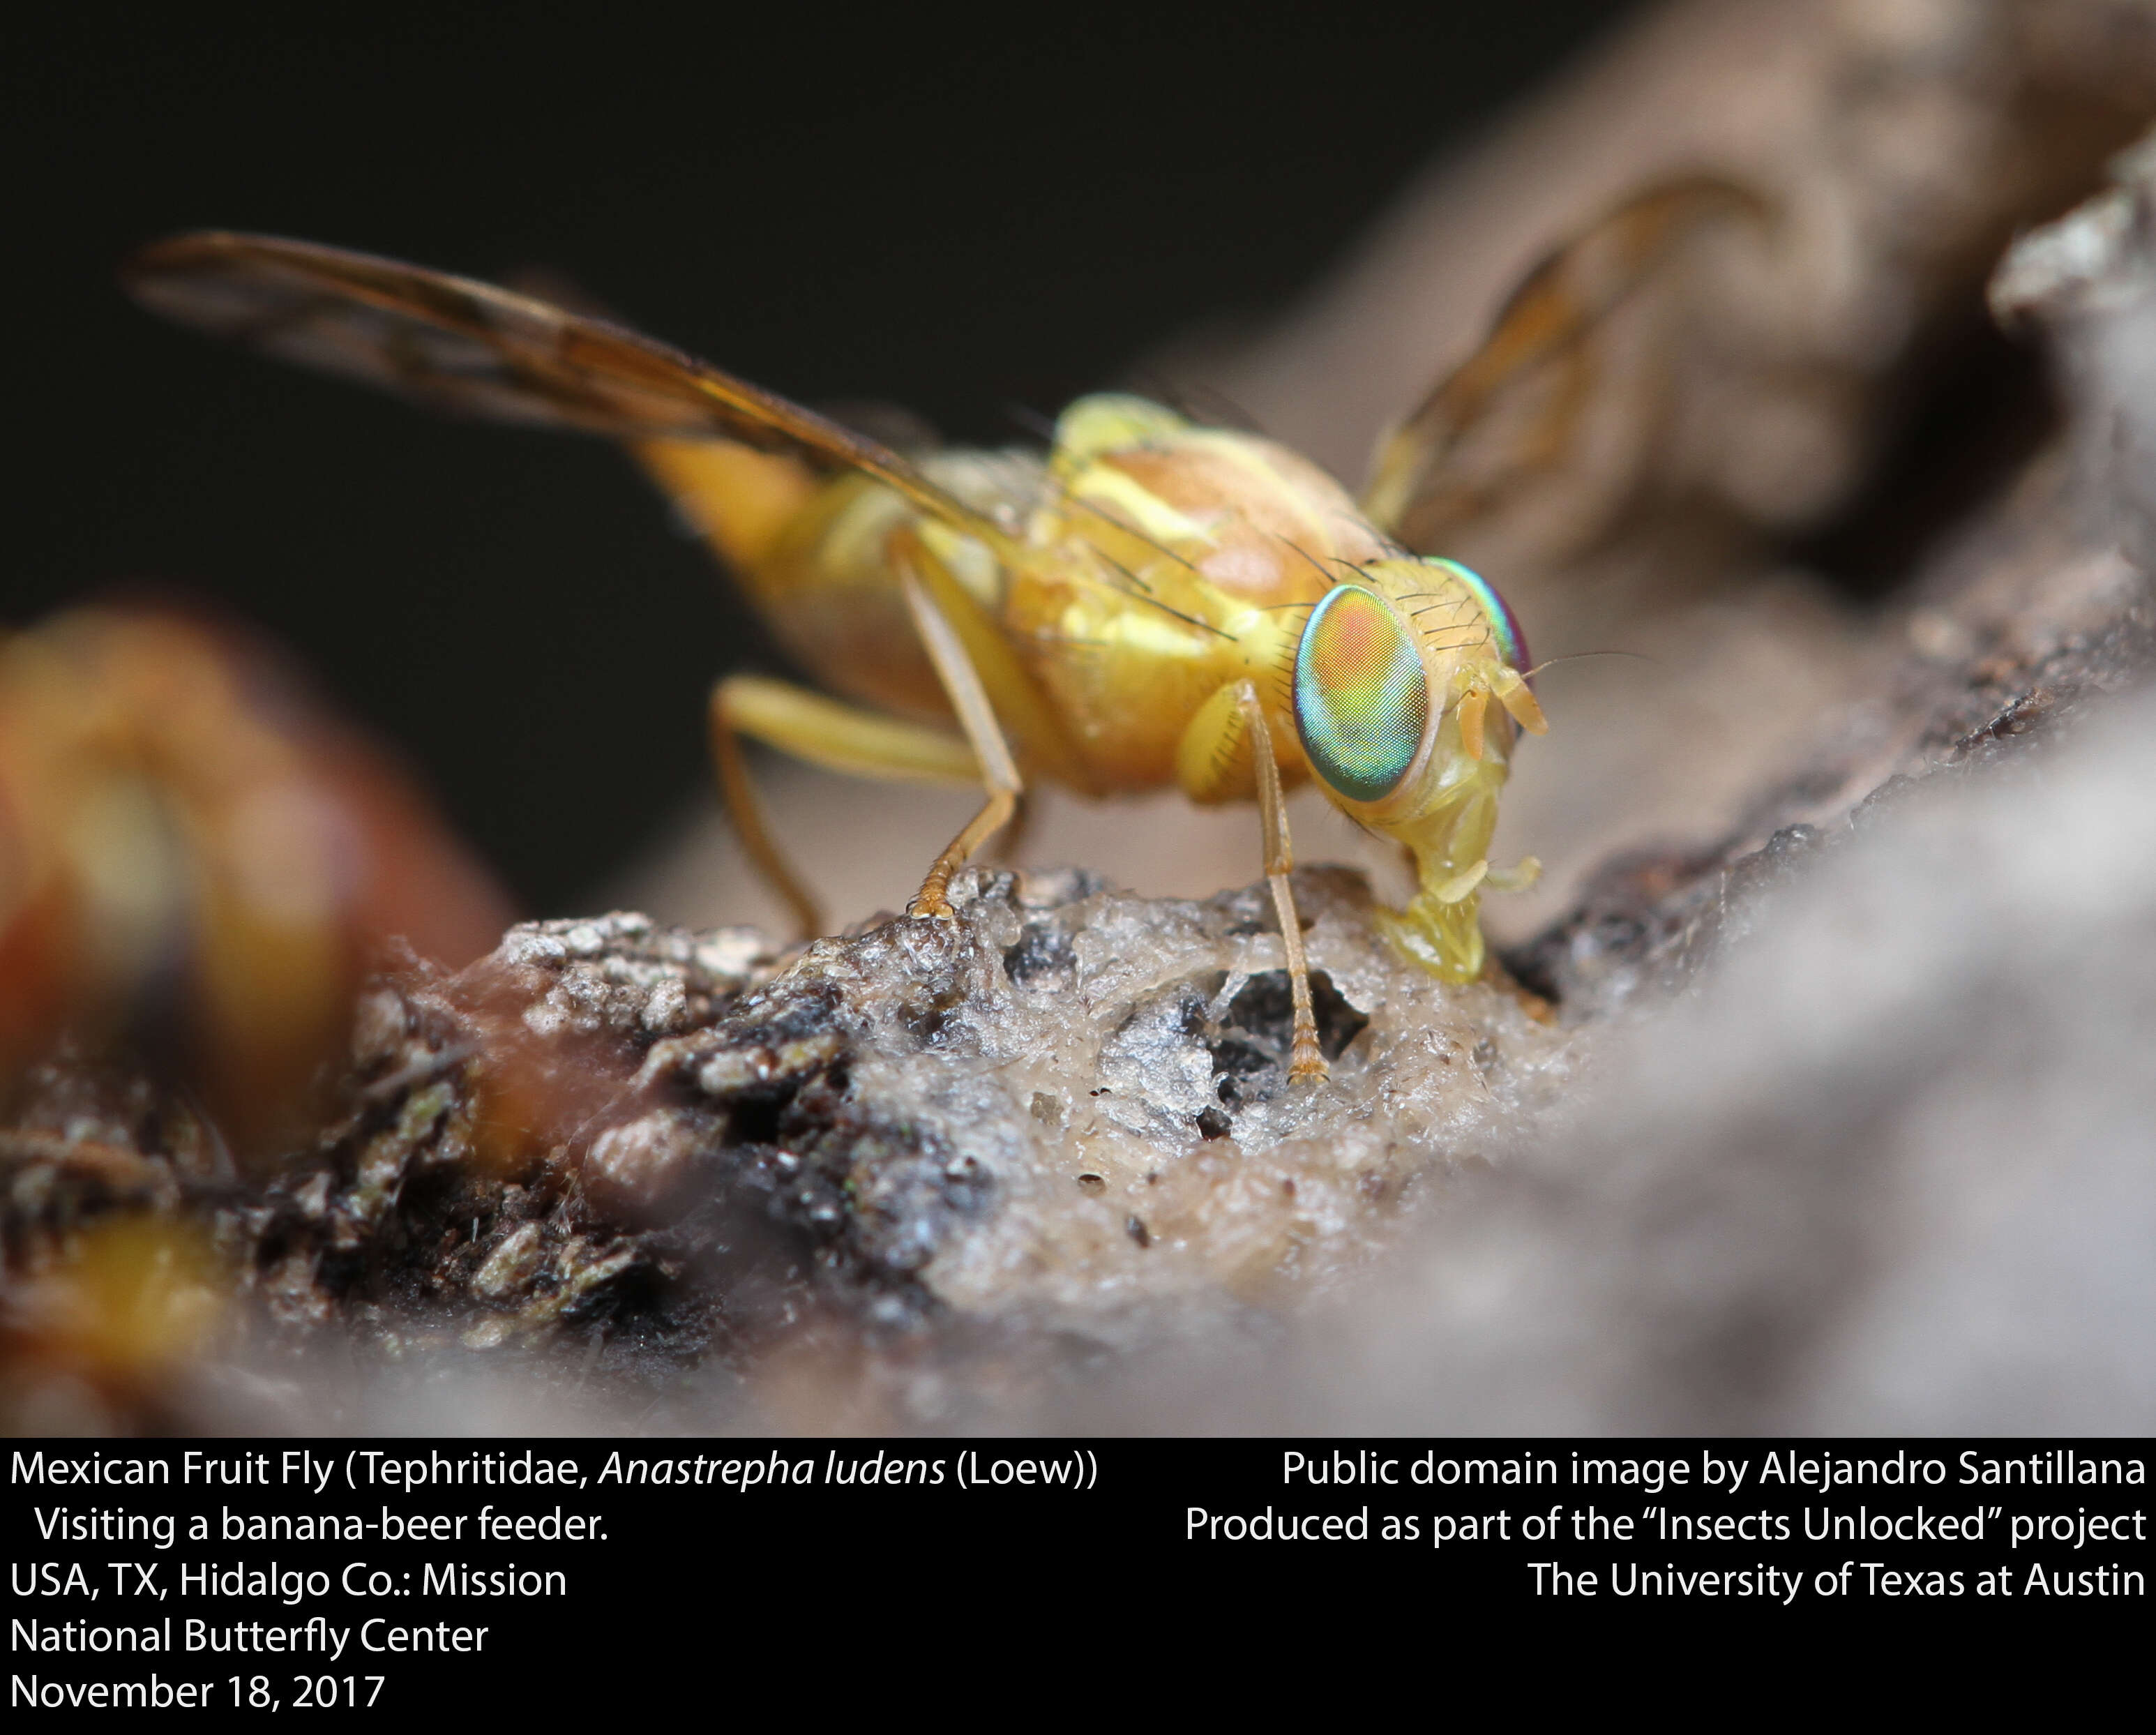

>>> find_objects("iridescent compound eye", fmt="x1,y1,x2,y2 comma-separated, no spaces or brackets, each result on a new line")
1427,556,1530,677
1293,584,1430,804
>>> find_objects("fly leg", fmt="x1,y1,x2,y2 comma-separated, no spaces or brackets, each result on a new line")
988,790,1034,866
716,526,1085,934
1165,678,1323,1082
898,563,1025,919
891,531,1094,919
1171,679,1328,1082
709,673,978,940
1239,684,1327,1083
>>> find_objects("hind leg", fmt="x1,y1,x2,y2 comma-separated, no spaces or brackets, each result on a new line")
709,674,977,939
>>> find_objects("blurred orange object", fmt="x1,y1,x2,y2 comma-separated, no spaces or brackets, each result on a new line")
0,605,512,1158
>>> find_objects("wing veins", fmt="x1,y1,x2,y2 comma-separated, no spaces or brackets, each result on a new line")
124,231,1002,544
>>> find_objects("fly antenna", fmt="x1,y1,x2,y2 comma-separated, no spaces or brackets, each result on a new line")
1518,649,1659,680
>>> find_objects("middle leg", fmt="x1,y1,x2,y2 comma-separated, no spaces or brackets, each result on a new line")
897,560,1026,919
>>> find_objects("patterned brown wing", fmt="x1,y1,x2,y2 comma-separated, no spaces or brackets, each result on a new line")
1360,178,1771,550
123,232,993,534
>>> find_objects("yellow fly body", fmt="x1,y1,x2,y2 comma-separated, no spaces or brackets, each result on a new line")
636,390,1546,1079
123,188,1735,1074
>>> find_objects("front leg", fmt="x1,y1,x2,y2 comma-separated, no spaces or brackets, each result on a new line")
1175,679,1328,1083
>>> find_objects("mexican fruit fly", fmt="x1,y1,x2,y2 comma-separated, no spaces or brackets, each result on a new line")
121,196,1731,1079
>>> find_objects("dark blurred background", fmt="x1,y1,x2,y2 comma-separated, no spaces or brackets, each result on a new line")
9,1,1638,913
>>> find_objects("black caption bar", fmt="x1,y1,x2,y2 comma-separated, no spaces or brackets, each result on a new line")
8,1439,2148,1704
